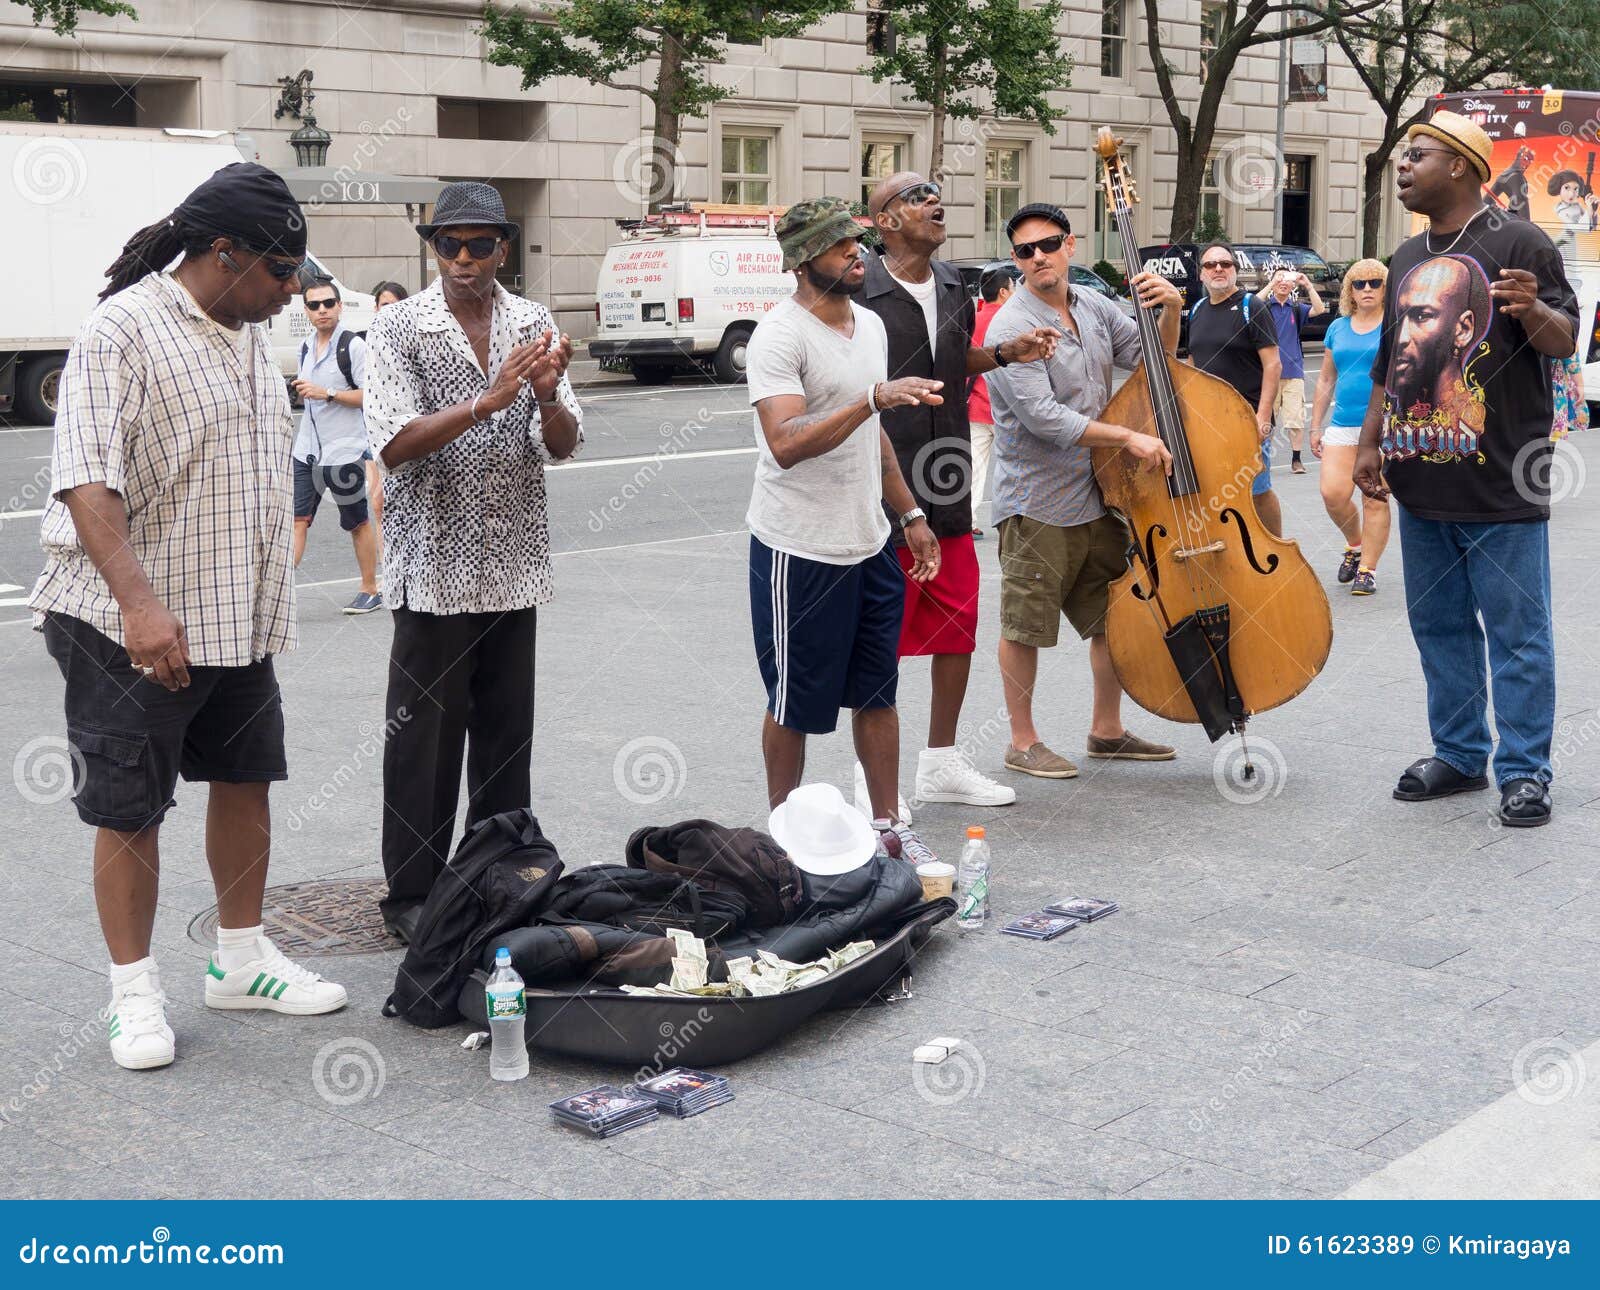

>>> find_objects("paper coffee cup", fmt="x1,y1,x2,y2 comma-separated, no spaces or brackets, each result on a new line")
917,860,955,901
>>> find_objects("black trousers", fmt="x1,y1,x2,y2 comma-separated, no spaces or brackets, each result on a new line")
380,605,537,916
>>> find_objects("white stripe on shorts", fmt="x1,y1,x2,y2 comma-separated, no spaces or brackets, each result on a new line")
771,548,787,725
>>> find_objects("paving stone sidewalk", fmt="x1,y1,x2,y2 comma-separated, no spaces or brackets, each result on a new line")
3,435,1599,1199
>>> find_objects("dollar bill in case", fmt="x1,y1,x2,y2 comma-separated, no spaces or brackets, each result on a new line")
549,1084,660,1137
1001,911,1079,940
636,1067,734,1118
1043,897,1119,921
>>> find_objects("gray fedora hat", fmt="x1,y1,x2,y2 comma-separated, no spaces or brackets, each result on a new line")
415,180,519,240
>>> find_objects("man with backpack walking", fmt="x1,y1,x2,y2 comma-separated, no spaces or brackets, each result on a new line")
291,278,381,614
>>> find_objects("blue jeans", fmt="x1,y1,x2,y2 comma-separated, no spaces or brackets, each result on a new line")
1397,507,1555,786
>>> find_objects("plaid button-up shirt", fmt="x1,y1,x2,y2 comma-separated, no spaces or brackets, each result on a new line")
30,272,298,666
364,279,583,614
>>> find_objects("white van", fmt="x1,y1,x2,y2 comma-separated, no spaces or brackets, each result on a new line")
589,205,796,383
0,122,372,421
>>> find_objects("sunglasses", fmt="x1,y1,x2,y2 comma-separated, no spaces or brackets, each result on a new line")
1012,233,1067,260
433,234,502,260
220,248,306,281
1399,146,1455,165
1349,277,1385,290
887,180,941,208
1201,258,1235,270
304,297,338,310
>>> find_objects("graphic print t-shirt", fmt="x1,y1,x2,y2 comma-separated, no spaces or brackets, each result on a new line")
1371,210,1578,522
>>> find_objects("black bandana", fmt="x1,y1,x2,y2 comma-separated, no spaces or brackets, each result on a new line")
174,162,307,258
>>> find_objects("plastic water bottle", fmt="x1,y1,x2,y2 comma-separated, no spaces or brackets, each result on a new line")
956,826,991,929
486,948,529,1082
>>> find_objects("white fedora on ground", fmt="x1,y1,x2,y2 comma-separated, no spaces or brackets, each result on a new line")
768,783,878,876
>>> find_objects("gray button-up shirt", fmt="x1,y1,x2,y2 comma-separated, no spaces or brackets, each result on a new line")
985,283,1142,529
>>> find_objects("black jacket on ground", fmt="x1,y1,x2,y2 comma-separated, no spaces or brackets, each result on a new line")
626,820,802,926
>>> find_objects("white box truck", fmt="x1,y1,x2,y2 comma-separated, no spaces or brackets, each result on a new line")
589,205,804,384
0,123,371,423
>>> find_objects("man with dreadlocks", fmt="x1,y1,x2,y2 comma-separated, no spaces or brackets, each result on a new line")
29,162,349,1072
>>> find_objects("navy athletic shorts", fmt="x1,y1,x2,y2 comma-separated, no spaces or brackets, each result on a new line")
749,535,904,735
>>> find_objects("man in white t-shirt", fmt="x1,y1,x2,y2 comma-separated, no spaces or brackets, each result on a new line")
747,197,944,863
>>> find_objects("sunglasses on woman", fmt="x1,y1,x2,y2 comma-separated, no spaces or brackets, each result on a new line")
433,234,502,260
1012,233,1067,260
1349,277,1385,290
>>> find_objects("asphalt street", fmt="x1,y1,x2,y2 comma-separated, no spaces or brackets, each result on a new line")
12,351,1600,1201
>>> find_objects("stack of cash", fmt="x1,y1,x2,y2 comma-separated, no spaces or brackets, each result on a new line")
619,937,876,999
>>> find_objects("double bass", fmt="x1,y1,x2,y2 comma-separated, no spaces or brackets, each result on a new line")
1089,128,1332,757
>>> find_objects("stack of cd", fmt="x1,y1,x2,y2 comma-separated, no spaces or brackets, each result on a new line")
548,1084,660,1138
636,1067,734,1118
1045,896,1120,922
1001,911,1078,941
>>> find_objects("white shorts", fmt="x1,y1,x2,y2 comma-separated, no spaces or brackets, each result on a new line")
1321,423,1363,448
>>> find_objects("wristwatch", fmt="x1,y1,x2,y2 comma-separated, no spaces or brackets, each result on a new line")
900,506,927,529
992,342,1011,368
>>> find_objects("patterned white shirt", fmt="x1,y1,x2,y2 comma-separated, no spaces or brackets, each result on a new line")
364,279,583,614
30,272,297,666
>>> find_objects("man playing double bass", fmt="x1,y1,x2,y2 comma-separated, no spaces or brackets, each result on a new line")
985,203,1183,780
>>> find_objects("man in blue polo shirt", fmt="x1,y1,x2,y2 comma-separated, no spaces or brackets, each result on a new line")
1265,268,1326,474
291,279,381,614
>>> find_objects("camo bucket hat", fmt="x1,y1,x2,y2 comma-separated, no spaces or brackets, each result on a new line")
777,197,861,272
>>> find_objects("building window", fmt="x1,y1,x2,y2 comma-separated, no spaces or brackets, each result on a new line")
1093,144,1137,266
436,97,537,142
1199,4,1229,83
865,0,895,56
0,79,137,126
984,144,1025,259
1100,0,1128,79
1199,155,1225,239
861,136,908,208
721,131,772,204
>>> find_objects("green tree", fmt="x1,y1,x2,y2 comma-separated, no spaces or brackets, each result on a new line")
1141,1,1383,243
11,0,135,34
861,0,1071,182
1334,0,1600,257
482,1,849,209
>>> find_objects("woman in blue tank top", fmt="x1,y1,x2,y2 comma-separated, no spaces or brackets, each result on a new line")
1310,259,1390,597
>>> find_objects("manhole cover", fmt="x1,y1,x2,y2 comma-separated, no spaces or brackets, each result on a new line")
187,878,396,956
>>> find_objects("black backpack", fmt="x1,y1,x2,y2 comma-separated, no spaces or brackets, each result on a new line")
299,329,362,389
383,810,563,1028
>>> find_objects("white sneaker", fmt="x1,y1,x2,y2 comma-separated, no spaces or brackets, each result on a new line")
916,747,1017,806
204,936,348,1015
853,760,911,826
108,969,175,1070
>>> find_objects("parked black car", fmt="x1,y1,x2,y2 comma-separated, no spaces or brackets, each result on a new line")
946,258,1136,318
1137,242,1343,346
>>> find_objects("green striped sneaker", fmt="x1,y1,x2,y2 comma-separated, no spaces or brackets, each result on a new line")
109,969,175,1070
204,936,347,1015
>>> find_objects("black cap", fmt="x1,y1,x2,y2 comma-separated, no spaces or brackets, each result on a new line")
1004,202,1071,242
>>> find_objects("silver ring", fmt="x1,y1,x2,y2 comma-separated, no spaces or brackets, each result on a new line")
138,665,156,676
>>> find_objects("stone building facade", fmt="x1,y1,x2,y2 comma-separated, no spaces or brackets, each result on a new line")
1,0,1409,336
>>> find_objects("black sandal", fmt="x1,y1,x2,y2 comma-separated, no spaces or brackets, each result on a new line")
1393,756,1489,802
1498,778,1551,828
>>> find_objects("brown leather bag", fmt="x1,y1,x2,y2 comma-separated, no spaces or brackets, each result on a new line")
625,820,804,928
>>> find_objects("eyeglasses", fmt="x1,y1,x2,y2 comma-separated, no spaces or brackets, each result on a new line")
433,234,502,260
221,248,306,281
304,297,338,310
1399,146,1455,165
1349,277,1385,290
1200,258,1235,270
887,180,941,208
1012,233,1067,260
